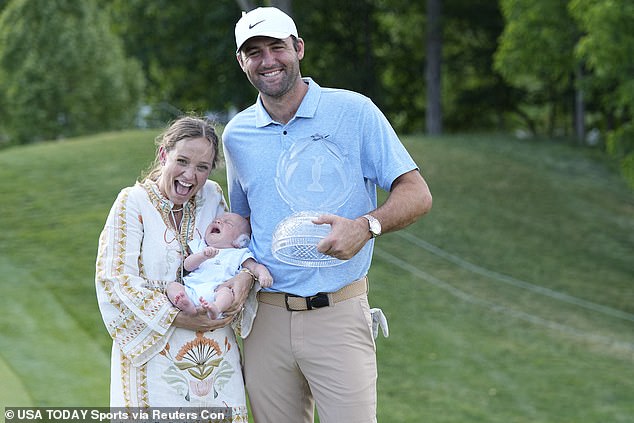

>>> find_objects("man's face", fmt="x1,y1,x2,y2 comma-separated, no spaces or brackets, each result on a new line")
237,36,304,99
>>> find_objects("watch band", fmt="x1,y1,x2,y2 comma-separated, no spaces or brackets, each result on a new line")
362,214,382,238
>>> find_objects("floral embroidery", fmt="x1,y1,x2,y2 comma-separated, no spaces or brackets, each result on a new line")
175,333,223,379
160,332,235,401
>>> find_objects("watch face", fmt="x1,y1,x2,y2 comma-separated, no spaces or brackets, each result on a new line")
365,215,381,236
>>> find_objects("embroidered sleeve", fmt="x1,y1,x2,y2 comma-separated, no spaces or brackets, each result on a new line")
95,187,178,366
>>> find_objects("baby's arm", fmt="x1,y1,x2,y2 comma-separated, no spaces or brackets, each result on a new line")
242,258,273,288
184,246,219,272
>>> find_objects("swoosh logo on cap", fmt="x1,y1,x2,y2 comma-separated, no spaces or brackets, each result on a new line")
249,20,265,29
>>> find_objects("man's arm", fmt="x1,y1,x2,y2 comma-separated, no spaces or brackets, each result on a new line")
369,169,432,234
315,169,432,260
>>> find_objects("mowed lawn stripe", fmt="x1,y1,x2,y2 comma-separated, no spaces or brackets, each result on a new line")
0,257,110,407
0,354,33,407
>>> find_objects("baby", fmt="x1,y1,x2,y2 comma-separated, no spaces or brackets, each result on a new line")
167,212,272,319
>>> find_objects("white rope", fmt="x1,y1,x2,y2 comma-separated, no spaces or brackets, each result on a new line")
374,248,634,355
396,231,634,323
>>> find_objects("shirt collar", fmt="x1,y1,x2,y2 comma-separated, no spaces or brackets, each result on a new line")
255,77,320,127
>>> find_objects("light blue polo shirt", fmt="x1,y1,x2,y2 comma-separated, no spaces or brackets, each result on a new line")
223,78,418,296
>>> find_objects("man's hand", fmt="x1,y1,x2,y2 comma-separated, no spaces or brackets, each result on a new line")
314,214,371,260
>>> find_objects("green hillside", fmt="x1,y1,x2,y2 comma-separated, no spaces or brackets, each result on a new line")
0,131,632,422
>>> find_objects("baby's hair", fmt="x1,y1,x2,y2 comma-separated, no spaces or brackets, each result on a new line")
233,234,251,249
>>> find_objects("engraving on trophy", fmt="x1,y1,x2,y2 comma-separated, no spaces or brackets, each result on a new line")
272,133,353,267
308,155,325,192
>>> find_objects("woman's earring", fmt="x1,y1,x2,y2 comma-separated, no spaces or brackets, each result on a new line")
158,147,167,166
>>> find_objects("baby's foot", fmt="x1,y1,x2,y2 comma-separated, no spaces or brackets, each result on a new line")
200,297,223,320
172,292,197,315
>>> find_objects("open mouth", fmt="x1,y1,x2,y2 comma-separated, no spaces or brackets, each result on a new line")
209,222,222,234
175,180,193,196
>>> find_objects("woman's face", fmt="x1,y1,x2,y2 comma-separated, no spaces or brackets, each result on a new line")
157,137,214,206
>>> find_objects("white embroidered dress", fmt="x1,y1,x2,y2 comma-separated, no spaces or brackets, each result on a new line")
96,179,247,420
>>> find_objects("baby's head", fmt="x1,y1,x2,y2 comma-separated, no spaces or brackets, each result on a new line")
204,213,251,248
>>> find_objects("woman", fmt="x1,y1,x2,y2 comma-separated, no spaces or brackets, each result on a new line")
95,116,253,419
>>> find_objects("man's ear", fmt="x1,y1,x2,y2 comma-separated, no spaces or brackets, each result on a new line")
296,37,305,61
236,53,246,72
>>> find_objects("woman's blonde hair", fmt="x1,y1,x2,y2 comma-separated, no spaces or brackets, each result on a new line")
142,116,220,182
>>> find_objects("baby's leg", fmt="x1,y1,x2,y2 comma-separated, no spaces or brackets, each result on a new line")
166,282,197,315
200,287,234,320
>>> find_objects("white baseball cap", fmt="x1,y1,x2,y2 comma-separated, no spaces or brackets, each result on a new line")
235,7,298,53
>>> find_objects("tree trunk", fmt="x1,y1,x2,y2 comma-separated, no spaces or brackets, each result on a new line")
235,1,293,17
235,0,255,12
272,0,293,15
425,0,442,135
574,65,586,144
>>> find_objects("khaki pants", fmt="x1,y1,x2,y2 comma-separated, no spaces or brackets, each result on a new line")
243,292,377,423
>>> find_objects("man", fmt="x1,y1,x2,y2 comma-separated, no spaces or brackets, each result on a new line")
223,7,432,423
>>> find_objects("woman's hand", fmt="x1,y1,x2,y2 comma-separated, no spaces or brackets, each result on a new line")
218,270,255,315
173,308,233,332
172,271,254,332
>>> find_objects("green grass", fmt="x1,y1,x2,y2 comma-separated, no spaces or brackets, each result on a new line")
1,131,632,422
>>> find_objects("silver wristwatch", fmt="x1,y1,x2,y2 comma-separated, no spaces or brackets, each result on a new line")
362,214,382,238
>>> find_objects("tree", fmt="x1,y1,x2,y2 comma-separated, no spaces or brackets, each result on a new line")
425,0,442,135
374,0,427,132
296,0,380,100
0,0,144,144
235,0,293,15
111,0,249,119
569,0,634,186
236,0,255,11
442,0,513,132
494,0,580,137
375,0,512,133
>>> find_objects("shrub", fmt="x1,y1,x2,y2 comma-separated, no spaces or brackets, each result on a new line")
0,0,145,144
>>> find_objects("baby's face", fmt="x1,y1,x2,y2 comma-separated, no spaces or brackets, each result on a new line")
204,213,249,247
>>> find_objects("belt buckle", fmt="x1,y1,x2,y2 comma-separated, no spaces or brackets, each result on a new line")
285,293,330,311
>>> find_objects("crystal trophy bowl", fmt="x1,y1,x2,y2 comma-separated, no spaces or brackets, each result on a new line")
271,211,346,267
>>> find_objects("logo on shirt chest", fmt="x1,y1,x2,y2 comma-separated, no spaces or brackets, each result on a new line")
275,133,351,212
